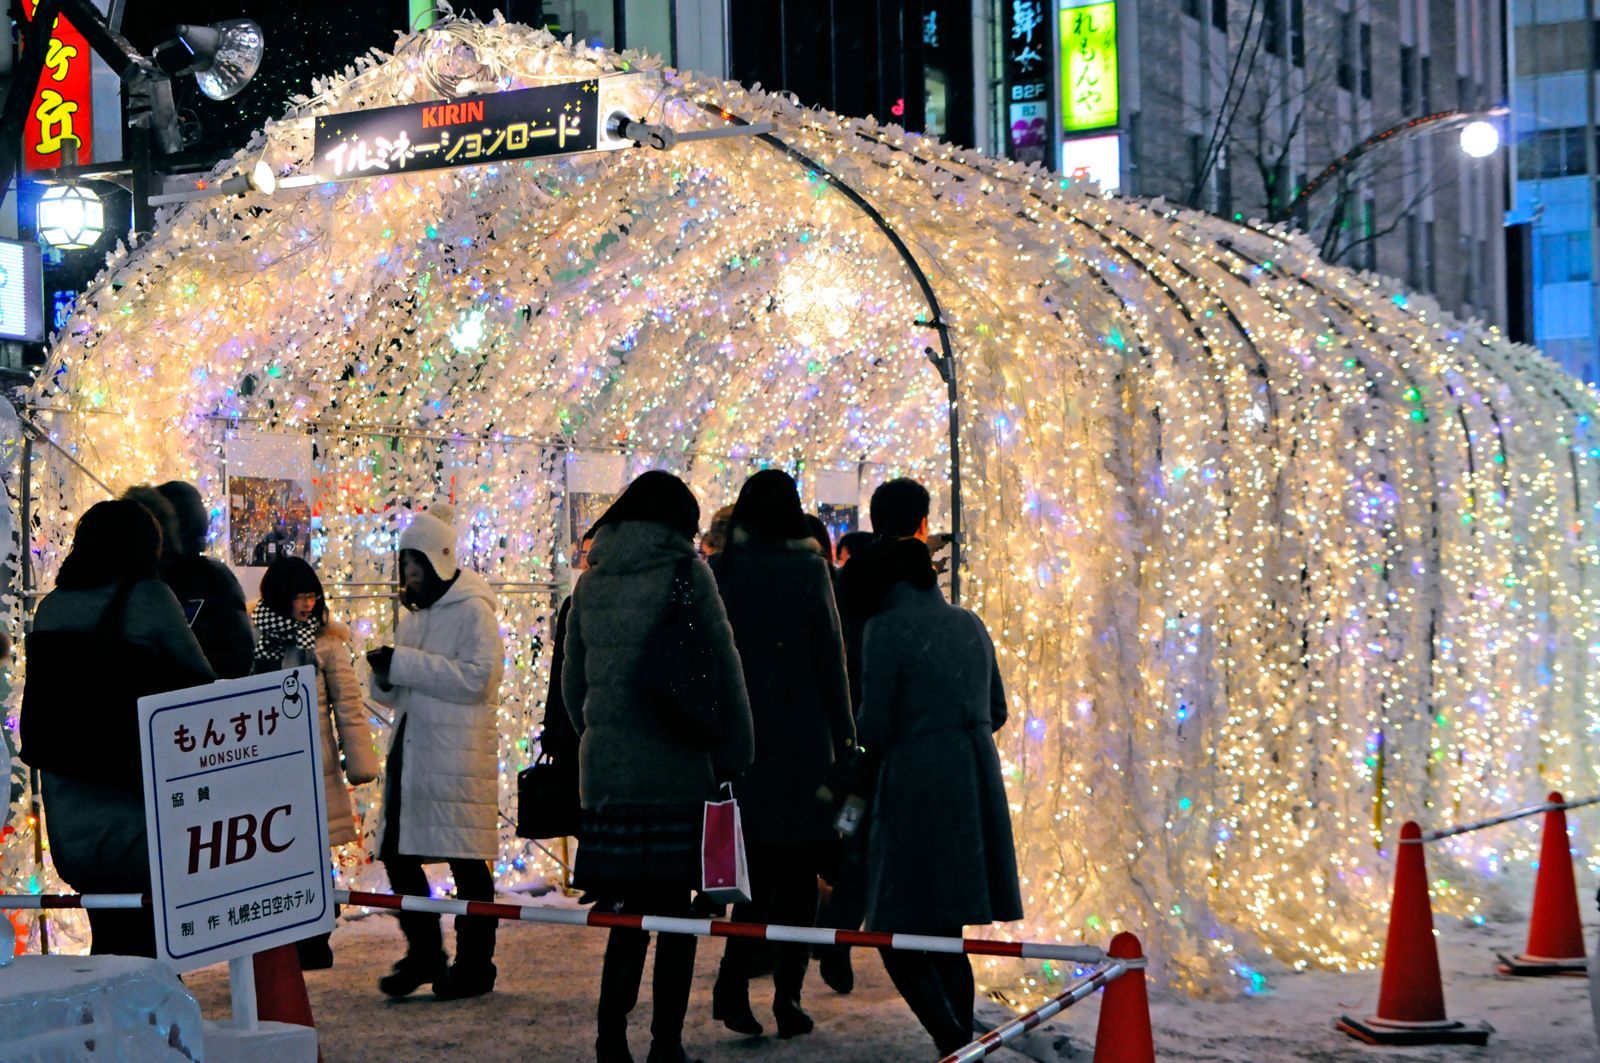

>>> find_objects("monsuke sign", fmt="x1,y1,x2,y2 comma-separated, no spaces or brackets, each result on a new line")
140,667,334,969
313,79,600,182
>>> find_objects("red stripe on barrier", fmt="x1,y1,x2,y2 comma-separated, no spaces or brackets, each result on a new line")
709,919,769,939
971,940,1023,957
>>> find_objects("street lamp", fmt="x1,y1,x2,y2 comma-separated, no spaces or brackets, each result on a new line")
36,185,104,249
0,1,267,236
1459,120,1501,160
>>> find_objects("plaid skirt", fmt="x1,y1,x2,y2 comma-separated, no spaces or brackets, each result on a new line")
573,802,704,893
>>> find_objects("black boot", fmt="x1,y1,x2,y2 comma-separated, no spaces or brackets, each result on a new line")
712,936,763,1036
379,911,446,997
817,945,854,994
434,911,497,999
772,942,814,1038
597,926,649,1060
296,932,334,971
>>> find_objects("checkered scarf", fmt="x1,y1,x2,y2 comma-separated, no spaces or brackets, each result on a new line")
252,600,318,673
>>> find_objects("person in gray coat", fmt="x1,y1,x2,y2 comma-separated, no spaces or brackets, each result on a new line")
563,470,754,1063
708,470,853,1039
858,537,1023,1056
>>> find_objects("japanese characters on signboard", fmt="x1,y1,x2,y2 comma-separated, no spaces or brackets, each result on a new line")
313,80,601,183
1003,0,1054,168
1061,0,1119,134
139,668,334,969
22,0,93,171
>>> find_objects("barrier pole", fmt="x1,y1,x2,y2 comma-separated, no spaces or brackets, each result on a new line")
1420,793,1600,843
229,955,258,1029
938,961,1129,1062
0,891,1108,965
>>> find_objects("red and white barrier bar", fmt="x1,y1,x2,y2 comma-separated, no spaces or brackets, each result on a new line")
334,889,1109,964
1417,793,1600,843
0,890,1110,965
937,961,1129,1062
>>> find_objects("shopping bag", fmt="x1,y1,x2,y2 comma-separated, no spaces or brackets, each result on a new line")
701,783,751,904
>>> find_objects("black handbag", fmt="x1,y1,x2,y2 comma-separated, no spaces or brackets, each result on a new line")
516,751,580,839
641,556,722,747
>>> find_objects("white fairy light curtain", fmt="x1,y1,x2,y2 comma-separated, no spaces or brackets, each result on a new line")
3,19,1597,994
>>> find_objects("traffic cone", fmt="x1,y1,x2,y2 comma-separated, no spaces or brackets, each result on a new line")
1093,932,1155,1063
1497,791,1588,975
1336,821,1491,1045
253,942,321,1058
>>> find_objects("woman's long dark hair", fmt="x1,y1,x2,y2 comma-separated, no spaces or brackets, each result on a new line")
259,556,328,627
728,469,808,543
593,470,701,543
55,499,162,590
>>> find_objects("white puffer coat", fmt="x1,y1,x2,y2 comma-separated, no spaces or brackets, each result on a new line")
371,569,503,860
316,621,379,847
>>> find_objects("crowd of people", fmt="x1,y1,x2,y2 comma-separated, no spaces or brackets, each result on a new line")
15,469,1021,1062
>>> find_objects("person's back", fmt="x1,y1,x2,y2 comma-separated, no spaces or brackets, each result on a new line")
157,481,255,678
712,533,851,840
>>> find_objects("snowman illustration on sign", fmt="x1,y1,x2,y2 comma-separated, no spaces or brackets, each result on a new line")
280,670,306,720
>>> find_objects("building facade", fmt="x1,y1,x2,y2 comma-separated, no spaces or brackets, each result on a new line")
999,0,1508,327
1506,0,1600,383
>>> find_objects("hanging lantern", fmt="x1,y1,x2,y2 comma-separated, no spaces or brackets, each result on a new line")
36,184,105,250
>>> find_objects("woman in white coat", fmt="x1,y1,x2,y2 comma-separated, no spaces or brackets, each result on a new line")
251,557,380,969
367,504,504,1000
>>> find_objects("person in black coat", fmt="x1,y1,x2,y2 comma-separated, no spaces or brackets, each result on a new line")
155,480,256,678
709,470,854,1040
858,537,1022,1056
814,485,930,994
20,500,216,956
534,527,596,840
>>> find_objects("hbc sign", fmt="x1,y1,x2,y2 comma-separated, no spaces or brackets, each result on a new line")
139,667,334,969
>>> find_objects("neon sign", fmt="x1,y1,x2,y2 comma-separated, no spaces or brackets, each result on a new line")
22,0,93,171
313,81,600,183
1061,1,1118,134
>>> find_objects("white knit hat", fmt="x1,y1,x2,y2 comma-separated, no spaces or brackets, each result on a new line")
399,503,460,579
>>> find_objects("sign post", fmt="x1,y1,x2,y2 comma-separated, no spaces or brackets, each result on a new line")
138,667,333,972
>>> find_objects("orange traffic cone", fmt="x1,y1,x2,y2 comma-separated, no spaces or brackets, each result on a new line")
253,942,321,1058
1497,791,1588,976
1093,932,1155,1063
1336,821,1491,1045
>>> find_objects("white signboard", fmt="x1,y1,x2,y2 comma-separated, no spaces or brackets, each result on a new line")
139,667,333,969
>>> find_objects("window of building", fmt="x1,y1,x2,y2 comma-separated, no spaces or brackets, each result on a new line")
1182,0,1201,18
1518,127,1599,180
1338,12,1356,92
1513,21,1600,77
1419,55,1432,113
1400,44,1417,112
1359,22,1373,100
1424,220,1437,291
1290,0,1305,66
1264,0,1283,55
1212,0,1228,33
1537,231,1593,284
1360,192,1377,271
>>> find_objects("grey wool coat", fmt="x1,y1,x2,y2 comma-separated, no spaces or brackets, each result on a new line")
858,582,1023,933
563,520,755,808
710,532,854,843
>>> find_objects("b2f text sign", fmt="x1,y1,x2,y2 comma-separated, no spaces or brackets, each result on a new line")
140,667,333,969
313,80,600,182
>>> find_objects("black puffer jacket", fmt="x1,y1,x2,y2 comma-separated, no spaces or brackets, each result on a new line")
710,530,854,843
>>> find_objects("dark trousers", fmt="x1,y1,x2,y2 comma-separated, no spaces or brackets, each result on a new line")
879,925,975,1055
716,841,824,1006
384,854,497,966
85,907,157,958
597,889,697,1048
816,829,868,938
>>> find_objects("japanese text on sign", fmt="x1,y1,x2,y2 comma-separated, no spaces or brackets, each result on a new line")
313,80,600,182
1061,1,1119,133
22,0,93,171
140,667,333,969
1003,0,1053,166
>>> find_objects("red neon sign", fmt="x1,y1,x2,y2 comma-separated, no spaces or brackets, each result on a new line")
22,0,94,172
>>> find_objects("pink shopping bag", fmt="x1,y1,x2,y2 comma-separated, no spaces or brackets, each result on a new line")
701,783,752,904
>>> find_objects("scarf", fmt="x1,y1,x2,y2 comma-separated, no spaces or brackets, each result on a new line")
252,600,318,673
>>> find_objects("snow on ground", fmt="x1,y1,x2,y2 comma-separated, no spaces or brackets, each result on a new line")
182,901,1600,1062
